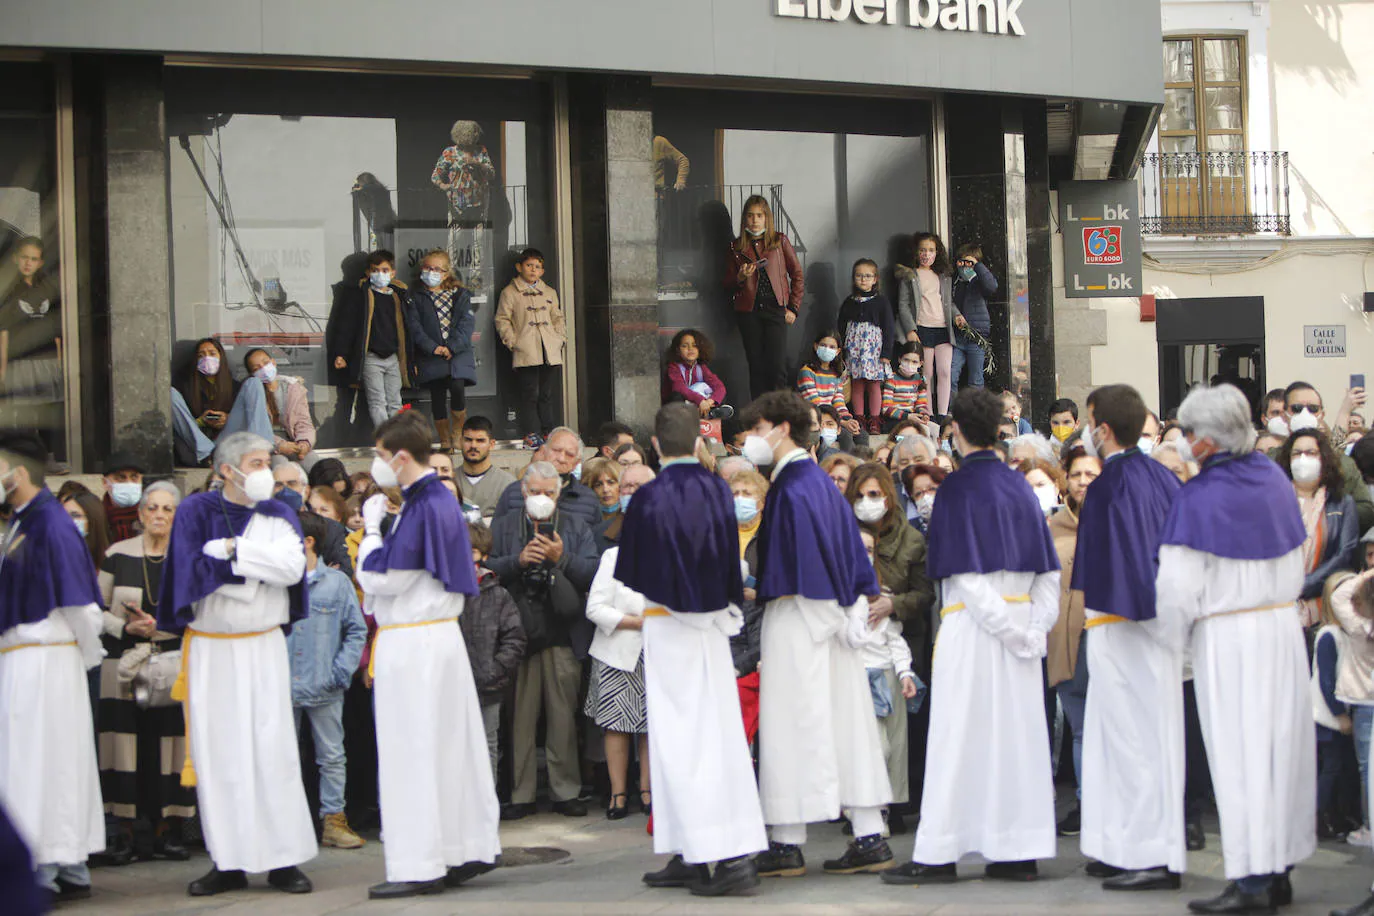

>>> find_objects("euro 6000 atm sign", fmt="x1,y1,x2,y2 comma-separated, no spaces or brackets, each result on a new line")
1060,180,1142,299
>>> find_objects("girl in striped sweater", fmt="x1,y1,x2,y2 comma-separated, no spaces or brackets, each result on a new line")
881,342,931,423
797,331,861,435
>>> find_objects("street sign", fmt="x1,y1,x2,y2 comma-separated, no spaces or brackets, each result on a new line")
1060,180,1142,299
1304,325,1346,358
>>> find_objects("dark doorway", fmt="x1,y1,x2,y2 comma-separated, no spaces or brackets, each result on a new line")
1156,296,1265,420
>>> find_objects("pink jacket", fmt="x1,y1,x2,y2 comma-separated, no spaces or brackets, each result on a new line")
272,378,317,450
662,361,726,406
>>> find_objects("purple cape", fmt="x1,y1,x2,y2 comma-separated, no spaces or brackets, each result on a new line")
615,462,743,613
0,488,102,632
1070,449,1180,621
361,473,478,595
0,802,42,916
156,491,308,633
754,455,879,606
1158,450,1305,560
927,451,1060,580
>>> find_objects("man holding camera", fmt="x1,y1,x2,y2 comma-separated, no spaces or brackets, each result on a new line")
488,461,599,819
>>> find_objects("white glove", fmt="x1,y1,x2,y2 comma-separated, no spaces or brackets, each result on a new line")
363,494,389,534
201,538,232,561
1015,628,1047,660
843,597,876,650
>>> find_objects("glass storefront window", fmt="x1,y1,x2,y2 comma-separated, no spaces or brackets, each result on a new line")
652,88,932,403
166,69,555,453
0,63,65,460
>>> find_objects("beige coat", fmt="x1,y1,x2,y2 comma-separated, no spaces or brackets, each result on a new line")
1046,507,1086,687
495,279,565,368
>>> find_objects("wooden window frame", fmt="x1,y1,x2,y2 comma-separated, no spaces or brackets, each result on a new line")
1160,34,1248,155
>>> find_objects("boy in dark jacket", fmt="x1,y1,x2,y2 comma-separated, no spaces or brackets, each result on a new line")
327,249,411,430
950,242,998,392
463,523,527,783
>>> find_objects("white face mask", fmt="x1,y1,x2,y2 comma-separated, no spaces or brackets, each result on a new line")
420,269,445,288
741,428,780,467
525,493,556,521
0,468,14,505
1289,408,1320,433
253,362,278,383
370,454,400,489
1175,436,1196,464
108,481,143,507
233,466,276,504
898,359,921,378
1081,423,1101,459
1291,454,1322,485
915,492,936,521
1266,415,1290,437
1136,436,1155,456
745,226,765,238
820,428,839,446
1033,484,1059,515
854,496,887,524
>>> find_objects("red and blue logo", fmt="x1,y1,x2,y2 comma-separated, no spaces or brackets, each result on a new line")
1082,226,1123,265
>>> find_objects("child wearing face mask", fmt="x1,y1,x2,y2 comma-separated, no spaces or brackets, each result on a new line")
837,259,896,436
405,249,476,455
329,249,411,430
881,342,931,427
798,331,863,437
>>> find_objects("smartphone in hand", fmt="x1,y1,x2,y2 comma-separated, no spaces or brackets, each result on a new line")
1352,374,1366,391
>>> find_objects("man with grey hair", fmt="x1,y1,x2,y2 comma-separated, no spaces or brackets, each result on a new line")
891,437,938,522
717,455,754,483
156,431,317,897
492,427,600,530
273,462,308,501
1008,433,1059,471
1154,385,1313,914
489,457,600,820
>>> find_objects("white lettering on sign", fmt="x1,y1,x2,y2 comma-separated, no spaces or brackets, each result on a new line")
777,0,1024,35
1303,325,1347,359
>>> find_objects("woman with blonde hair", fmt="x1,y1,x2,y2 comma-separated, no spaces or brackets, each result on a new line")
724,195,805,401
405,248,476,453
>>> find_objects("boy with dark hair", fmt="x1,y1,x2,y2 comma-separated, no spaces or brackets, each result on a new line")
357,410,498,899
886,385,1060,885
495,248,566,447
462,521,526,782
737,392,895,877
597,421,636,461
329,249,410,429
288,511,368,851
1049,398,1079,444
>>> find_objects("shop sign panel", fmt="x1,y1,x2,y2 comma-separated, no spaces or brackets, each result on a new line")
1060,180,1142,299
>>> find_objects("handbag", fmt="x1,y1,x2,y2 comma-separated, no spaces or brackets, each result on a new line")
116,642,182,709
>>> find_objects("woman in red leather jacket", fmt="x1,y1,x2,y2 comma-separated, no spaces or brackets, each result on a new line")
724,195,805,402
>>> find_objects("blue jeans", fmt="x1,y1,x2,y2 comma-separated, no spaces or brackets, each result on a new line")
1054,636,1089,799
1355,704,1374,824
220,376,277,444
360,353,402,428
948,336,986,391
170,386,216,462
295,698,347,818
36,862,89,892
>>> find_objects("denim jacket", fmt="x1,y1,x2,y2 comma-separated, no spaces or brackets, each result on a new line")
288,564,367,707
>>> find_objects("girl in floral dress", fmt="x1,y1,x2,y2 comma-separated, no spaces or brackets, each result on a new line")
837,258,896,435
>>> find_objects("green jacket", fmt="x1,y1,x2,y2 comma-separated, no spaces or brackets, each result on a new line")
873,519,937,679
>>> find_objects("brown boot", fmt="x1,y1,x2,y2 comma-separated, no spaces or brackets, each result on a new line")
434,418,452,454
450,410,467,452
321,812,365,849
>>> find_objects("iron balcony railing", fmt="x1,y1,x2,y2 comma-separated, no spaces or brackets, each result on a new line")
1139,151,1290,236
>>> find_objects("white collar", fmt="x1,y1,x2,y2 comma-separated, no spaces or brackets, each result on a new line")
770,448,811,481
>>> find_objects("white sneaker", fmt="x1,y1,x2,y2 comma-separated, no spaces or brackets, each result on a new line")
1347,827,1372,847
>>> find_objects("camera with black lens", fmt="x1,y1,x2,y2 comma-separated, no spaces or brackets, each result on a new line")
522,565,555,598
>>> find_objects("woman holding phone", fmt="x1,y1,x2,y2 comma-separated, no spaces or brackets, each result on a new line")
95,481,195,865
725,195,805,401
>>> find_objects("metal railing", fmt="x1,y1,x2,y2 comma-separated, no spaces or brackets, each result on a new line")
1139,151,1290,236
656,183,809,262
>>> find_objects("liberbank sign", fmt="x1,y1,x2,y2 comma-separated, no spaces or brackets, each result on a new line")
775,0,1026,36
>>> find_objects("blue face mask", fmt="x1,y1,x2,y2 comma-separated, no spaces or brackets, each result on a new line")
72,516,88,538
275,487,303,513
601,501,619,516
958,265,976,281
619,493,633,513
820,428,839,445
735,495,759,524
572,463,582,482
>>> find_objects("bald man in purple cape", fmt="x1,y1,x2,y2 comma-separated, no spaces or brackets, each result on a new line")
1155,385,1313,915
0,432,104,903
736,392,893,879
616,403,766,897
1071,385,1184,892
884,387,1060,886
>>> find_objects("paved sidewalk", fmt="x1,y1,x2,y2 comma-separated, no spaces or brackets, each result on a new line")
74,814,1373,915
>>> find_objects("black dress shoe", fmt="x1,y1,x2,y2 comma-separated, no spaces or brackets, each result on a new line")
500,802,537,821
97,829,137,867
188,866,248,897
1332,891,1374,916
985,860,1038,881
1271,874,1292,907
368,878,445,899
880,861,958,885
643,854,710,888
1188,882,1277,914
754,842,806,877
1187,821,1207,851
154,837,191,862
267,866,312,894
54,878,93,901
689,856,760,897
1103,867,1182,891
822,838,895,874
1056,804,1082,837
552,798,588,817
1086,860,1125,879
445,861,496,887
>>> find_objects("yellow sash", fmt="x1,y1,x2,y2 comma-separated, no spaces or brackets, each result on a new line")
1084,614,1129,629
643,607,670,618
0,640,77,655
939,595,1031,618
367,617,459,679
172,626,278,788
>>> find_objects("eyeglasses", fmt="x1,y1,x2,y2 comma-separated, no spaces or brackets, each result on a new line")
1290,404,1320,415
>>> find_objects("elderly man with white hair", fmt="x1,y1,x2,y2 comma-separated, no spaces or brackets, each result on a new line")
491,427,601,530
273,462,308,506
891,436,939,522
488,459,601,820
1154,385,1314,915
156,432,317,898
717,455,755,483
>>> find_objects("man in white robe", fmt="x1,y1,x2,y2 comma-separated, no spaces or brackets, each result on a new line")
1155,384,1314,915
356,411,500,899
0,433,104,904
884,387,1061,886
157,432,316,897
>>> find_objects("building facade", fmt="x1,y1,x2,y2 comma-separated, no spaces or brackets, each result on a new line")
1058,0,1374,421
1,0,1163,471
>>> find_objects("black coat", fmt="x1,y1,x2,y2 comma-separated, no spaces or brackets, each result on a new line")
405,285,477,386
487,506,600,653
325,279,411,387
